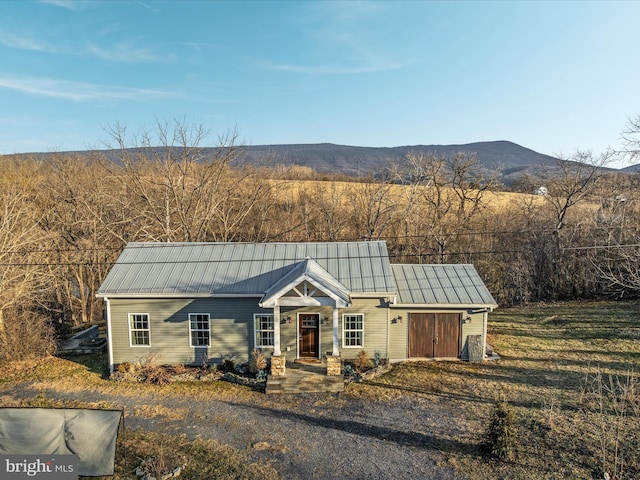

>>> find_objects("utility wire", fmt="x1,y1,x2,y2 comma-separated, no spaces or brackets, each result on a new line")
1,243,640,267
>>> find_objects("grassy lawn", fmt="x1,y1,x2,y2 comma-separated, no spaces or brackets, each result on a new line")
0,355,276,480
1,301,639,479
349,301,640,480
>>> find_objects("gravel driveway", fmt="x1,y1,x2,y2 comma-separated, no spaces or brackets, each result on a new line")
4,381,470,480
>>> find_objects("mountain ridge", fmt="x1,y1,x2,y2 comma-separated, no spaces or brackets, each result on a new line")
238,140,588,182
4,140,632,183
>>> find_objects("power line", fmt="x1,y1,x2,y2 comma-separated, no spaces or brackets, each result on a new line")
2,243,640,267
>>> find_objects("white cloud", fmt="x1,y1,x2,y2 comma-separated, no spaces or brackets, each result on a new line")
0,31,52,52
0,74,168,102
39,0,92,11
262,60,406,75
87,43,162,63
260,1,403,76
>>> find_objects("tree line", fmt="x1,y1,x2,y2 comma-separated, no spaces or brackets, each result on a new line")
1,118,639,360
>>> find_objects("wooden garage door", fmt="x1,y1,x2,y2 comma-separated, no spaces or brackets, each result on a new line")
409,313,461,358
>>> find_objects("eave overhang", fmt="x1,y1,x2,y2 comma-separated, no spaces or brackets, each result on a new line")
390,303,497,311
96,293,263,299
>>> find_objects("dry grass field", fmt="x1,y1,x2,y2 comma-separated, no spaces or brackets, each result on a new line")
1,301,639,479
351,301,640,479
274,179,544,212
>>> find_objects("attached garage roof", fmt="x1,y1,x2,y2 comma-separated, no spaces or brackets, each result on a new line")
392,264,498,308
97,241,396,297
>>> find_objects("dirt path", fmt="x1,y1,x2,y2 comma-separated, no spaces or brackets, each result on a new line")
4,382,469,479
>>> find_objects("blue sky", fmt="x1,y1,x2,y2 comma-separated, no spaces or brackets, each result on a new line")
1,0,639,167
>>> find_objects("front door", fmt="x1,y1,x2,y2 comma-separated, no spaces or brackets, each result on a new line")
409,313,461,358
299,314,319,358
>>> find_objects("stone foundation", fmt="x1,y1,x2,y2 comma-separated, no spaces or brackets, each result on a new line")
270,355,286,376
326,355,341,376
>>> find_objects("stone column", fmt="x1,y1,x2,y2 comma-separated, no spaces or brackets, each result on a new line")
326,354,341,376
270,354,286,376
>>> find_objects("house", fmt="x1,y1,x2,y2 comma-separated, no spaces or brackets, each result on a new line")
96,241,497,373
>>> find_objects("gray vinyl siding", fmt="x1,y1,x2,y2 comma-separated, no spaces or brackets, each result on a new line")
340,298,388,361
276,298,389,361
388,309,408,361
459,310,485,360
109,297,261,367
108,298,489,368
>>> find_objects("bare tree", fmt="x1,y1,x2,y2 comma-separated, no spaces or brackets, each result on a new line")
38,154,126,326
101,119,242,242
346,175,397,241
621,114,640,161
313,182,349,241
206,166,277,242
523,150,615,298
387,151,497,263
585,172,640,296
0,157,56,359
538,151,613,234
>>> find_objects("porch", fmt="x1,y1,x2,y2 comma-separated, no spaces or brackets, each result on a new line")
265,359,345,394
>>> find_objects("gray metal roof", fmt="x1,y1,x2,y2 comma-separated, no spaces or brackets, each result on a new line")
97,241,396,297
391,264,497,307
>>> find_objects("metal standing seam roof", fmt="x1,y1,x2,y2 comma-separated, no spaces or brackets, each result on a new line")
97,241,396,297
391,264,498,307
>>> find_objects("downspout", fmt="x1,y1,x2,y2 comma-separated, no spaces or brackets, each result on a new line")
483,310,488,359
386,298,390,361
104,297,114,373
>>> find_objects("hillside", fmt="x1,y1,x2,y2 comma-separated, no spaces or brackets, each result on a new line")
5,140,631,185
238,140,560,180
234,140,630,185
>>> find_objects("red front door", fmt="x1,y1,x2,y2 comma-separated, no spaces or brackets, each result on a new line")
299,314,319,358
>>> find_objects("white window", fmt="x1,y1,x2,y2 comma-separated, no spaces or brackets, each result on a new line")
189,313,210,347
343,314,364,347
254,314,274,347
129,313,150,347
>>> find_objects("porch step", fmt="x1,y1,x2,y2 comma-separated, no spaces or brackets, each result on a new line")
265,371,344,394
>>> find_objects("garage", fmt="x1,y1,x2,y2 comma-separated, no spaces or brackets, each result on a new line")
408,312,461,358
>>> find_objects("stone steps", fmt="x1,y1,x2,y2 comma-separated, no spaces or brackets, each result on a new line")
265,371,344,394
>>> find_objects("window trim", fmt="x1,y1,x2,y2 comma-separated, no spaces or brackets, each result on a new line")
128,313,151,347
188,313,211,348
254,313,275,348
342,313,364,348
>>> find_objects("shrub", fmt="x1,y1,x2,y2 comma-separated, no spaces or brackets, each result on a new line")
354,349,371,371
0,308,56,363
117,362,134,374
343,364,355,378
374,351,382,367
141,365,172,385
200,353,210,371
483,396,520,461
249,349,267,375
220,354,236,373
